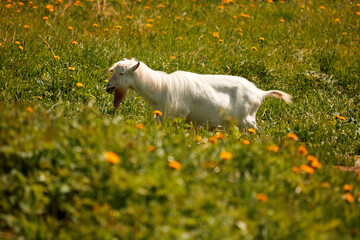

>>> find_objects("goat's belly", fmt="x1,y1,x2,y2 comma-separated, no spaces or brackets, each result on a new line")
187,104,228,127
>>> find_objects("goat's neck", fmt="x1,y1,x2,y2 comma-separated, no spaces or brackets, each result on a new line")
131,67,168,108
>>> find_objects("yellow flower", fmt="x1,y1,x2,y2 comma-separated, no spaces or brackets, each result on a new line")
335,18,340,22
67,67,75,70
321,182,330,188
168,160,182,170
37,96,42,100
54,55,60,60
68,26,73,30
71,40,78,45
300,164,315,174
219,39,224,43
6,4,12,8
26,107,33,113
267,145,279,153
126,15,132,19
232,15,237,19
144,6,150,9
280,19,286,23
345,193,354,203
298,146,308,155
241,139,250,145
255,193,268,202
148,145,155,152
153,110,162,116
170,56,175,60
344,184,352,192
218,5,224,9
342,32,347,35
208,136,217,144
215,132,225,140
135,123,145,130
104,28,109,32
76,82,83,87
43,16,48,20
220,151,233,160
15,41,20,45
307,155,318,162
287,133,298,141
145,24,153,28
259,37,265,41
320,6,325,10
24,25,30,29
105,151,120,164
248,128,256,134
356,12,360,16
213,32,220,38
93,23,98,27
19,46,24,50
147,19,154,22
252,47,258,51
195,135,203,142
241,13,250,18
115,25,122,29
311,160,322,169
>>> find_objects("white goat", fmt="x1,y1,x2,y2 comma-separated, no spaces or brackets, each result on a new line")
106,58,292,129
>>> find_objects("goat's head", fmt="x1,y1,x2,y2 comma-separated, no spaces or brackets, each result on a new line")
106,59,140,110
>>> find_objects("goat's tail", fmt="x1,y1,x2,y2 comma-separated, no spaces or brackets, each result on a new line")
263,90,292,104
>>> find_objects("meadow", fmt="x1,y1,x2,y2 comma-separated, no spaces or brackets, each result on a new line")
1,0,360,239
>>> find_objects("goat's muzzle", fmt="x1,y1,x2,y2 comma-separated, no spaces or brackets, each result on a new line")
106,85,115,93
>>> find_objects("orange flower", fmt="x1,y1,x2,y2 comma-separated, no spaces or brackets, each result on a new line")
105,151,120,164
342,32,347,36
26,107,33,113
68,26,73,30
248,128,256,134
287,133,298,141
54,55,60,60
300,164,315,174
280,19,286,23
67,67,75,71
345,193,354,203
19,46,24,50
255,193,268,202
135,123,145,130
168,160,182,170
76,83,83,87
292,166,300,174
252,47,258,51
241,13,250,18
298,146,308,155
320,6,325,10
24,25,30,29
218,5,224,9
145,24,153,28
170,56,175,60
213,32,220,38
267,145,279,153
321,182,330,188
116,25,122,29
241,139,250,145
43,16,48,20
15,41,20,45
208,136,217,144
311,160,322,169
259,37,265,41
153,110,162,116
148,145,155,152
344,184,352,192
307,155,318,162
335,18,340,22
220,151,233,160
215,132,225,140
93,23,98,27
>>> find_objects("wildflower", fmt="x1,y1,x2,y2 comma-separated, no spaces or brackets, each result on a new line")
220,151,233,160
204,161,217,168
320,6,325,10
213,32,220,38
76,83,83,87
335,18,340,22
292,166,300,174
241,13,250,18
26,107,33,113
170,56,175,60
37,96,42,100
208,136,217,144
43,16,48,20
342,32,347,35
105,151,120,164
24,25,30,29
248,128,256,134
232,16,237,19
71,40,78,45
5,4,12,8
67,67,75,70
157,16,161,19
33,6,38,9
298,146,308,155
104,79,109,82
255,193,268,202
218,5,224,9
104,28,109,32
259,37,265,41
311,160,322,169
241,139,250,145
345,193,354,203
195,135,203,142
148,145,155,152
287,133,298,141
93,23,98,27
267,0,273,2
0,43,2,46
153,110,162,116
74,0,80,6
15,41,20,45
126,15,132,19
321,182,330,188
267,145,279,153
135,123,145,130
144,6,150,9
252,47,258,51
280,19,286,23
44,40,48,44
219,39,224,43
356,12,360,16
19,46,24,50
146,24,153,28
147,19,154,22
307,155,318,162
18,2,24,6
215,132,225,140
344,184,352,192
115,25,122,29
159,4,166,8
168,160,182,170
54,55,60,60
335,115,346,121
300,164,315,174
68,26,73,30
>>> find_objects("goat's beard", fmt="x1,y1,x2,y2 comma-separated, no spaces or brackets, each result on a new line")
113,88,128,110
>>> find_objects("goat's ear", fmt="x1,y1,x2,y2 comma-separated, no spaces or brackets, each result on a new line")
113,89,127,110
129,62,140,73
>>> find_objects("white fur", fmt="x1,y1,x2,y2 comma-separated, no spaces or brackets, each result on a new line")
106,58,292,129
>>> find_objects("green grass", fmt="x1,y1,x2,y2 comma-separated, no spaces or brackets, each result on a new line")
1,0,360,239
